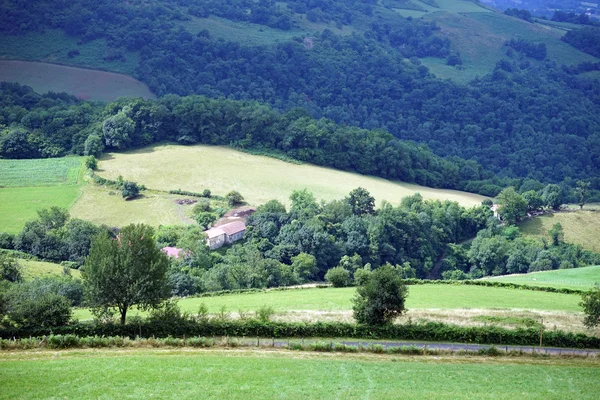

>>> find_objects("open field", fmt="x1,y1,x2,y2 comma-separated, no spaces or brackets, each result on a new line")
0,349,598,399
0,157,83,187
520,211,600,253
18,259,81,280
70,186,195,228
0,29,138,76
0,186,82,234
484,266,600,290
96,145,486,208
72,284,582,321
0,60,155,102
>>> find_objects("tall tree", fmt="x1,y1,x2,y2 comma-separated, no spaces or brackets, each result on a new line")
496,187,527,225
574,181,591,210
83,224,169,324
347,187,376,216
541,184,563,210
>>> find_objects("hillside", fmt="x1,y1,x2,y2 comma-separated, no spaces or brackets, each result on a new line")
0,1,599,191
484,265,600,289
520,210,600,252
93,144,486,207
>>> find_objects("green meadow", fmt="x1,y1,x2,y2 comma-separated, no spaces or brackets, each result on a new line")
0,157,82,187
485,266,600,290
72,284,582,321
0,350,598,400
18,259,81,280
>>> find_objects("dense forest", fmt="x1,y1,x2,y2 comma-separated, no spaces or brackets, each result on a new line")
562,27,600,58
0,0,599,191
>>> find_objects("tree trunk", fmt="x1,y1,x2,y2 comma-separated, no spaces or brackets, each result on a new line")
120,305,128,325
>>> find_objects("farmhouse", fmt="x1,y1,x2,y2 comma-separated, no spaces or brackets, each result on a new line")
205,221,246,250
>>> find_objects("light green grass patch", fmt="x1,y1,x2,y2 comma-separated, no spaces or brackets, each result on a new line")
0,186,82,234
520,211,600,253
18,259,81,280
0,29,139,76
95,144,486,209
484,266,600,290
0,350,598,399
73,284,582,321
69,185,195,228
0,157,83,187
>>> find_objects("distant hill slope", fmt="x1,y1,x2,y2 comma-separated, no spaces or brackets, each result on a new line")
484,265,600,289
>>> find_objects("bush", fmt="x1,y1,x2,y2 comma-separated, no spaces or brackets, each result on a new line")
256,305,275,322
202,189,211,198
581,285,600,328
193,199,211,213
85,155,98,170
194,212,217,229
6,292,71,328
0,254,22,283
0,233,14,250
121,181,140,199
226,191,244,206
325,266,351,287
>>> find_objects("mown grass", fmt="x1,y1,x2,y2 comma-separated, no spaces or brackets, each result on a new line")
0,157,83,187
18,259,81,281
95,144,486,209
485,266,600,290
520,211,600,253
0,186,82,234
72,284,582,321
0,29,138,75
69,186,195,228
0,349,598,399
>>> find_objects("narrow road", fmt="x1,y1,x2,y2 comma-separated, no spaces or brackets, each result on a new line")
269,340,599,356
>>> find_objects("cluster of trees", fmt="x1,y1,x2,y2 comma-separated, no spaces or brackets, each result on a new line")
505,39,547,60
504,8,534,22
552,11,600,27
562,27,600,58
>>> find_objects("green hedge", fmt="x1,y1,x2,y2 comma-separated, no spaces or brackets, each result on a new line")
1,320,598,349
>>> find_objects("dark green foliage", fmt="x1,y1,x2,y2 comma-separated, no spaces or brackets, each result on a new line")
4,281,72,328
549,223,564,246
83,224,170,324
353,264,407,325
562,27,600,57
496,187,527,225
574,181,590,210
85,155,98,170
542,184,563,210
121,180,140,199
0,233,14,250
0,254,21,283
194,212,217,229
325,266,351,287
505,39,547,60
504,8,533,22
581,285,600,328
347,187,375,216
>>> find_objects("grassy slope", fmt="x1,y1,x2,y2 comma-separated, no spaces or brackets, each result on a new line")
18,259,81,280
94,144,486,208
0,29,138,75
73,285,582,320
484,266,600,290
1,350,598,400
0,158,84,234
520,211,600,253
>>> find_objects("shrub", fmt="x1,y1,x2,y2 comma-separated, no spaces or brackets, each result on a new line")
85,155,98,170
202,189,211,198
581,285,600,328
0,254,22,283
193,199,211,213
194,212,217,229
0,233,14,250
256,305,275,322
121,181,140,199
226,191,244,206
325,266,351,287
7,292,72,328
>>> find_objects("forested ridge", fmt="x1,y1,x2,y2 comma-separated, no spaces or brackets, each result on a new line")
0,0,599,192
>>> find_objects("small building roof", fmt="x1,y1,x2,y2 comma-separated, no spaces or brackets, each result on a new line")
218,221,246,236
205,228,226,239
162,247,184,258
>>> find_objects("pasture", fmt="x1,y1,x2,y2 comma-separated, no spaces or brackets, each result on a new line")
0,349,598,399
0,186,82,234
0,60,155,102
485,266,600,290
0,157,84,234
18,259,81,280
96,144,486,208
72,284,582,321
520,211,600,253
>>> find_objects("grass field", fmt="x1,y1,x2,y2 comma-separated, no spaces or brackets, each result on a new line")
0,157,84,234
18,259,81,280
0,60,155,102
95,144,486,209
520,211,600,253
1,349,598,399
0,186,82,234
69,186,195,228
0,29,138,76
72,284,582,321
485,266,600,290
0,157,83,187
